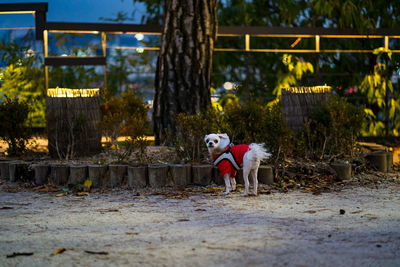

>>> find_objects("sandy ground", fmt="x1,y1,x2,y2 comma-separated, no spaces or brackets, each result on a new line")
0,183,400,267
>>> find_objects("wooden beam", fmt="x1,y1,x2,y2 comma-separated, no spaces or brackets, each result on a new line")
44,22,400,38
46,22,162,34
217,26,400,37
0,3,48,40
0,3,48,12
44,56,106,66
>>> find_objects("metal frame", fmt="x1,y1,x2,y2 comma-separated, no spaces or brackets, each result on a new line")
2,3,400,91
0,3,47,40
43,22,400,54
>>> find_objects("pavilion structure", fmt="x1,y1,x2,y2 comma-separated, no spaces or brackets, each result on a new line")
1,2,400,92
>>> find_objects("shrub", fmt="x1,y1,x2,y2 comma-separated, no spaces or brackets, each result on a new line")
223,100,267,144
222,100,293,161
0,97,31,156
303,96,365,159
264,102,294,160
172,107,223,163
100,90,150,161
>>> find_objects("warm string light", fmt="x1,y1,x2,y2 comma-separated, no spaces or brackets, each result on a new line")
282,85,332,94
47,87,100,97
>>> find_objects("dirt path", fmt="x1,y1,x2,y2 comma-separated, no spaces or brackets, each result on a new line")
1,183,400,267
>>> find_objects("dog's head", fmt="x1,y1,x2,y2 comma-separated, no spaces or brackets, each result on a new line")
204,133,230,155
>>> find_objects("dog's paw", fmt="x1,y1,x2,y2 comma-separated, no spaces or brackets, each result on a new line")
241,193,249,197
223,191,230,195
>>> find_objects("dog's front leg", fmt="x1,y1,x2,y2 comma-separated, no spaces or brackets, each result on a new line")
223,174,231,194
231,178,236,191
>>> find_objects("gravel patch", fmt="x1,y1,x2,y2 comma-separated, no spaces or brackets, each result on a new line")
1,184,400,266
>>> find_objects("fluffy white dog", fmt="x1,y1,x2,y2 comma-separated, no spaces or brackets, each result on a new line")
204,133,271,196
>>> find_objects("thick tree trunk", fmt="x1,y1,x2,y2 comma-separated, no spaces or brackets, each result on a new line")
153,0,218,144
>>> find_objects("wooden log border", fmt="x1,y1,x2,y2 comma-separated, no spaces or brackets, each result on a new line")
7,160,386,188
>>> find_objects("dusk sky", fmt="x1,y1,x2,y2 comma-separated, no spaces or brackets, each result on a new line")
0,0,146,27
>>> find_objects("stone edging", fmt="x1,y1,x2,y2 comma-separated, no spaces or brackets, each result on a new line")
0,161,275,188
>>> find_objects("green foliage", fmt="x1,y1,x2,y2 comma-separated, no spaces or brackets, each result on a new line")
274,54,314,97
264,102,294,160
223,100,293,160
100,90,150,161
0,97,32,156
359,47,400,136
212,0,400,104
172,108,224,163
49,66,100,89
303,96,365,159
223,100,267,144
0,41,45,127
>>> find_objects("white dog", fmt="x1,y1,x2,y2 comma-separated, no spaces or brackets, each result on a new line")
204,133,271,196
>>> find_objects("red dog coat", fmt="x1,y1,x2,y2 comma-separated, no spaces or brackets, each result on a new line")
213,144,250,178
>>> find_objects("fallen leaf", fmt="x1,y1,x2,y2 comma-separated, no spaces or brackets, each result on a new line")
85,250,108,255
178,218,190,222
83,180,93,192
76,192,90,197
97,209,119,213
350,210,363,214
304,210,317,214
6,252,34,258
84,179,92,189
195,208,206,212
52,248,66,255
340,209,346,215
203,187,224,193
55,194,65,197
125,232,139,235
34,185,59,192
0,206,14,210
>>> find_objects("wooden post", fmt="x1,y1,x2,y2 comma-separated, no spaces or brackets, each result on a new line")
34,164,50,185
69,165,88,185
258,166,274,185
50,165,69,185
109,165,127,188
9,161,30,182
127,165,147,189
148,164,168,187
0,161,11,180
169,164,191,186
192,165,213,186
88,164,108,188
330,162,352,181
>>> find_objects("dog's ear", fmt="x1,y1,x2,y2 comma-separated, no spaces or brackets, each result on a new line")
218,133,229,140
218,133,230,149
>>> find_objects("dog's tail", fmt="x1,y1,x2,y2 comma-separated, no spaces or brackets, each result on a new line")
248,143,272,161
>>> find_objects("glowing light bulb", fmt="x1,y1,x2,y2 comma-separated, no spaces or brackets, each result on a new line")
135,33,144,41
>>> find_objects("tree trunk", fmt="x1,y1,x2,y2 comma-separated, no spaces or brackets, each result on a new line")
153,0,218,144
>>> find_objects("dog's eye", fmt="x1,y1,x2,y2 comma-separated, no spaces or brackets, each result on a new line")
206,139,209,143
214,140,218,143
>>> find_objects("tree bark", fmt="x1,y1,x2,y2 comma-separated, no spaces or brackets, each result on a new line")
153,0,218,144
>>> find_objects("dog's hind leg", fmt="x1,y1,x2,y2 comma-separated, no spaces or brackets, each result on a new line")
241,165,251,196
251,169,258,196
223,174,231,194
